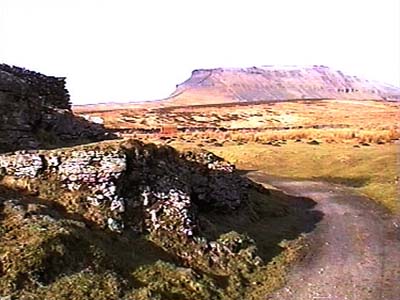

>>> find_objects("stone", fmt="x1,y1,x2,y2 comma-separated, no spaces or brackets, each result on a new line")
107,217,124,233
110,198,125,213
3,199,26,217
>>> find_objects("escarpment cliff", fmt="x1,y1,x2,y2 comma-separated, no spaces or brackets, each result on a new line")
0,64,114,153
166,65,400,106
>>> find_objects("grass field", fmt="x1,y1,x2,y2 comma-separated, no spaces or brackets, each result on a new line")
75,100,400,135
205,141,399,213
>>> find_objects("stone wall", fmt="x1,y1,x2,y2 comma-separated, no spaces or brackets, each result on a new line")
0,64,113,153
0,64,70,109
0,140,248,234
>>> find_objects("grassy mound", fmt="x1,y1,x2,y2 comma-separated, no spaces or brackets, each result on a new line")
0,141,319,299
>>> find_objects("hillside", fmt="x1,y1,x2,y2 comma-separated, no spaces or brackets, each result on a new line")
164,65,400,106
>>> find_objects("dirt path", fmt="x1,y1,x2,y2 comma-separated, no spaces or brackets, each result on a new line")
247,171,400,300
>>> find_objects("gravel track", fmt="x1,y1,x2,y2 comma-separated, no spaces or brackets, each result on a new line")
247,171,400,300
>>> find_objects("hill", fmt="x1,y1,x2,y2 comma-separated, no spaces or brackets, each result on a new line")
164,65,400,106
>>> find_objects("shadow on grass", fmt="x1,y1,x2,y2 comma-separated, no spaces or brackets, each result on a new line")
310,175,370,188
235,169,258,176
198,171,324,263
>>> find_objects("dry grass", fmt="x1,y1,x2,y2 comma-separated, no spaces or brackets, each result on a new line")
75,99,400,135
165,127,400,146
87,100,399,150
15,99,395,298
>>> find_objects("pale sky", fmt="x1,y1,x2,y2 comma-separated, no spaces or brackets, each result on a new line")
1,0,399,104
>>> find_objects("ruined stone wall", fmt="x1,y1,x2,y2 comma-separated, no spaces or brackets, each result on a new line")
0,64,113,153
0,140,247,235
0,64,70,109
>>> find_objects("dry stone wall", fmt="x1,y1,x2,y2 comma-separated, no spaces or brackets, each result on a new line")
0,64,113,153
0,64,70,109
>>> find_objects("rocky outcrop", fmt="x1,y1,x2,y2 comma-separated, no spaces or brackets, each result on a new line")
166,65,400,106
0,140,257,273
0,64,114,153
0,141,246,232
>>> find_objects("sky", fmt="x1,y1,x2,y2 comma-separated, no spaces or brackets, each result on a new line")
0,0,399,104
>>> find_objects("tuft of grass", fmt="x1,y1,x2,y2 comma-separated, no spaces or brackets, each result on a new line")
24,271,124,300
132,261,222,300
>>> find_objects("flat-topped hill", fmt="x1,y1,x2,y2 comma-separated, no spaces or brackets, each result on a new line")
164,65,400,106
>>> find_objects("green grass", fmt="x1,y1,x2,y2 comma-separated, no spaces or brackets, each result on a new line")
207,141,399,212
0,169,314,299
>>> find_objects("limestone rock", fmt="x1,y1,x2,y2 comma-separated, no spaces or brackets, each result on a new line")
0,141,248,236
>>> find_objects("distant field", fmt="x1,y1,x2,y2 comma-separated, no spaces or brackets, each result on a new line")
75,99,399,132
204,142,399,212
77,99,400,212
